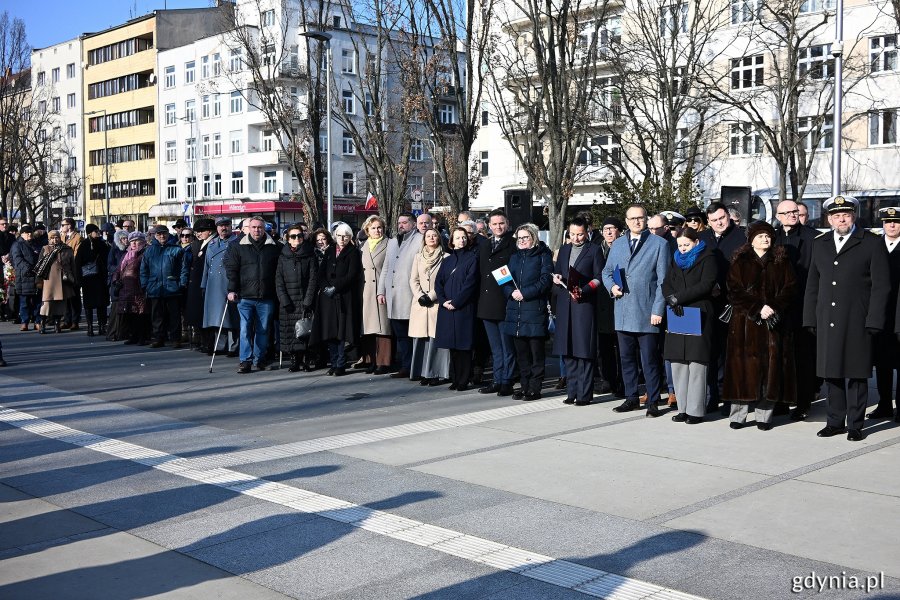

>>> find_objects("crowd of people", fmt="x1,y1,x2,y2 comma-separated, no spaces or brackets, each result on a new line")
2,196,899,442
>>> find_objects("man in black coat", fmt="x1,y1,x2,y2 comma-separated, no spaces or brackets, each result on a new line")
773,199,819,421
699,202,746,414
225,215,282,373
594,217,624,395
868,207,900,423
803,195,890,441
476,208,517,396
185,218,216,352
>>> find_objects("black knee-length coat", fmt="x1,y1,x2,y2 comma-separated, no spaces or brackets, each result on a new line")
661,247,718,364
310,244,361,345
276,241,318,352
551,242,605,360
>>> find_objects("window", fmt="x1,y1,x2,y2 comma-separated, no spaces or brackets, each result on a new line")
730,122,762,155
165,65,175,88
165,103,176,126
230,91,243,114
36,71,45,86
88,143,155,166
186,137,197,161
67,123,76,139
731,55,764,89
320,133,328,154
201,95,210,119
213,94,222,117
481,109,489,126
51,96,60,112
230,130,242,154
87,72,154,99
213,133,222,157
201,56,210,79
87,36,153,66
165,141,176,163
186,176,197,198
410,139,424,161
52,126,61,140
261,9,275,26
263,171,277,193
342,131,355,155
185,60,195,84
214,173,222,196
439,102,456,124
407,175,423,197
38,100,46,115
870,109,897,145
52,159,61,173
262,43,276,66
67,93,76,108
67,156,77,172
731,0,760,24
800,0,834,12
660,4,688,36
342,89,355,114
88,108,154,132
599,16,621,49
229,48,242,72
674,127,689,160
66,63,75,79
203,174,211,197
870,36,897,73
262,130,274,151
90,179,154,200
364,92,374,116
213,53,222,76
185,99,196,122
167,178,177,200
231,171,244,194
799,44,833,80
341,48,356,73
342,172,355,195
799,115,833,150
671,66,689,95
202,135,211,159
51,67,60,83
481,151,489,176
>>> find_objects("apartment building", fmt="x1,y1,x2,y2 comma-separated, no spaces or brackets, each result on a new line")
30,37,84,225
81,6,230,229
475,0,900,228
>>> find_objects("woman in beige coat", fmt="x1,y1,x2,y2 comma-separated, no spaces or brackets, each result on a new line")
409,228,450,385
359,215,393,374
38,230,78,334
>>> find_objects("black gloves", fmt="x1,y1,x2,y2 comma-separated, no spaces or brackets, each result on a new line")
283,303,296,314
302,302,313,312
805,326,816,336
867,327,881,336
323,286,336,297
767,312,780,326
665,295,683,317
418,294,433,307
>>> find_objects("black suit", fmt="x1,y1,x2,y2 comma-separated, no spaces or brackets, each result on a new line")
873,237,900,414
803,227,891,431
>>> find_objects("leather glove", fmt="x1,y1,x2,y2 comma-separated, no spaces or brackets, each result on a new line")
283,303,296,313
867,327,881,336
418,294,433,307
301,302,313,312
805,326,816,336
671,304,684,317
665,294,679,307
323,286,336,297
767,312,780,327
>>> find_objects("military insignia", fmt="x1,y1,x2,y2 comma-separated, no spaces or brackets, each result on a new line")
889,208,897,217
835,196,845,205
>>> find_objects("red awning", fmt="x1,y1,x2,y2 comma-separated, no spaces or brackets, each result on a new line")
195,201,376,215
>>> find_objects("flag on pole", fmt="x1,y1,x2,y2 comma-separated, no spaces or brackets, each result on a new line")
491,265,515,286
365,192,378,210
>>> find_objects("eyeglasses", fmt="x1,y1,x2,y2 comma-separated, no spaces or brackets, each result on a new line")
687,217,702,223
288,234,303,240
625,216,647,222
777,210,800,216
180,233,193,238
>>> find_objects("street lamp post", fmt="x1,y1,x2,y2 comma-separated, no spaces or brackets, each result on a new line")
427,135,439,209
179,114,197,222
831,0,844,196
301,30,333,229
85,109,110,225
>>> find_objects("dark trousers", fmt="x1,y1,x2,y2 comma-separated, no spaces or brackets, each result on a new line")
825,377,868,431
19,294,40,324
85,307,107,329
597,332,622,389
65,291,82,325
390,319,412,372
513,336,545,395
125,313,150,343
794,327,818,412
450,349,472,389
564,356,594,402
328,340,346,368
618,331,663,406
707,320,728,406
874,335,900,414
149,296,181,343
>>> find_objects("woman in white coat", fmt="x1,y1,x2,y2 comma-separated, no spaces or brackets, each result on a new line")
359,215,393,374
409,228,450,385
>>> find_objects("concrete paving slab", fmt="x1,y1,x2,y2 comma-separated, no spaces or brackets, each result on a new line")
664,479,900,579
797,443,900,497
413,438,769,520
0,529,293,600
476,399,631,437
332,424,533,466
0,484,107,551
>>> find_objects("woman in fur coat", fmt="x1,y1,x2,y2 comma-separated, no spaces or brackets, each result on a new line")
723,221,797,430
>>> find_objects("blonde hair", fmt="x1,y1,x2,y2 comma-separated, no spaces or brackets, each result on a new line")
515,223,539,244
362,215,386,233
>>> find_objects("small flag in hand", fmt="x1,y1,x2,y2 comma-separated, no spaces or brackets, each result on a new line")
491,265,514,286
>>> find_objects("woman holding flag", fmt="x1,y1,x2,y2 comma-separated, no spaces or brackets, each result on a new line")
501,223,553,400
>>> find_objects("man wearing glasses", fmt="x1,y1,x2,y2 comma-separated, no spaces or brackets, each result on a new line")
602,204,670,416
774,199,818,421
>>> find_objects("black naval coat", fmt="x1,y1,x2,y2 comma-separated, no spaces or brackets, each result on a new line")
802,227,891,379
876,238,900,367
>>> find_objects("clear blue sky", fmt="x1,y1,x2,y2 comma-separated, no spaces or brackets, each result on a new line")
1,0,211,52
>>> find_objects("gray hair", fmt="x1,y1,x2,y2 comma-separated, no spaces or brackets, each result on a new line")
458,219,476,233
515,223,539,245
333,222,353,239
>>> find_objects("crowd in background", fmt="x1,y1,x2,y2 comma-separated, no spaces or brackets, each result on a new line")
2,194,899,442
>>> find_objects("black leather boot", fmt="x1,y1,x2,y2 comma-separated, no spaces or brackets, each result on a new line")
86,321,95,337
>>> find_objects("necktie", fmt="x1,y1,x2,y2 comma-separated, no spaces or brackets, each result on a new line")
838,236,844,243
630,238,638,254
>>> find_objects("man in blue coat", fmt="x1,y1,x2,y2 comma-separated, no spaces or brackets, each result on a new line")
201,218,240,355
602,204,670,416
140,225,189,348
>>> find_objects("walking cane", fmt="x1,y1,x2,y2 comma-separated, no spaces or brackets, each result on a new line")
209,300,230,373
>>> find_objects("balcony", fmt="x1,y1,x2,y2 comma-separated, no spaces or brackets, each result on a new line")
589,104,623,126
245,148,290,167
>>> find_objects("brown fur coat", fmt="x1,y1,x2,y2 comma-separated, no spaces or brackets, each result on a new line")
722,245,797,404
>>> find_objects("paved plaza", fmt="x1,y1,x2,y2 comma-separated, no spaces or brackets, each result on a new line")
1,323,899,599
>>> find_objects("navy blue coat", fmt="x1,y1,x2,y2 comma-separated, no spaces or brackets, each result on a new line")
501,242,552,338
140,235,189,298
10,238,40,296
552,242,605,359
435,246,479,350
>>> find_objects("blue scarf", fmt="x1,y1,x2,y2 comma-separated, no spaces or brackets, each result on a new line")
674,240,706,270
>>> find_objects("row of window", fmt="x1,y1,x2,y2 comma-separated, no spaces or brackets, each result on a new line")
87,36,153,66
88,108,155,133
89,179,155,200
87,72,153,100
35,63,76,86
89,143,155,166
165,170,281,199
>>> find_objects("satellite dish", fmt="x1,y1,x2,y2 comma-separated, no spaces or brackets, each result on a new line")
148,72,157,84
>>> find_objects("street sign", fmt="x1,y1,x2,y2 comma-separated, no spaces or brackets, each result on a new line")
411,201,423,211
412,189,423,203
412,209,423,217
76,220,85,230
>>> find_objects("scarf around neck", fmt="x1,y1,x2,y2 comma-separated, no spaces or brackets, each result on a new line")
674,240,706,270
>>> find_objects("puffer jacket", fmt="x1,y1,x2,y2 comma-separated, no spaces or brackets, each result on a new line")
10,238,40,296
225,233,281,300
500,242,553,338
139,234,189,298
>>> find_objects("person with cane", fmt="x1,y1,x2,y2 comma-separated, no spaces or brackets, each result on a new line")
201,218,239,357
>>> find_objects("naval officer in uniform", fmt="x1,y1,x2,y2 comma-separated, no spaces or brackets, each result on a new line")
869,206,900,422
803,195,890,441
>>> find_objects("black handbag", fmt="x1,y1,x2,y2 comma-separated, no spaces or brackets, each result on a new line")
294,313,314,339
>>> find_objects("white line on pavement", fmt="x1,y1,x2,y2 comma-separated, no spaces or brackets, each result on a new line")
0,405,707,600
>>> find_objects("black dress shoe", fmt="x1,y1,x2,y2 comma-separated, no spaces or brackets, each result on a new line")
497,384,514,397
390,370,410,379
373,366,391,375
512,390,526,400
757,422,772,431
613,399,639,413
867,407,894,420
457,384,469,392
523,393,541,401
847,429,865,441
554,377,567,390
448,383,458,390
563,398,575,405
479,384,500,394
789,408,808,421
671,412,688,422
574,399,592,406
817,425,847,438
729,422,744,430
430,378,450,386
420,378,432,386
237,361,252,374
366,365,376,374
333,367,347,376
686,416,704,425
645,405,661,418
326,368,335,376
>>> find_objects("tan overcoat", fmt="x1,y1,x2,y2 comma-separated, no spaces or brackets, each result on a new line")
360,237,390,335
408,248,445,338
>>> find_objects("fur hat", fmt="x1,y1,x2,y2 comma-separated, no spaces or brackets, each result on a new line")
601,216,624,231
127,231,146,242
746,220,776,243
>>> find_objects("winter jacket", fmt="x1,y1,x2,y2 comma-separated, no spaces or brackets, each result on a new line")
140,234,189,298
276,241,319,352
10,238,40,296
500,242,552,338
225,234,281,300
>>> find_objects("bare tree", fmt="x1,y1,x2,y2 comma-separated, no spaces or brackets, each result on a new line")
0,11,31,221
487,0,611,248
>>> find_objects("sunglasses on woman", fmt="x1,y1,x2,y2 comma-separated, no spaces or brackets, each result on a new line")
288,234,303,240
